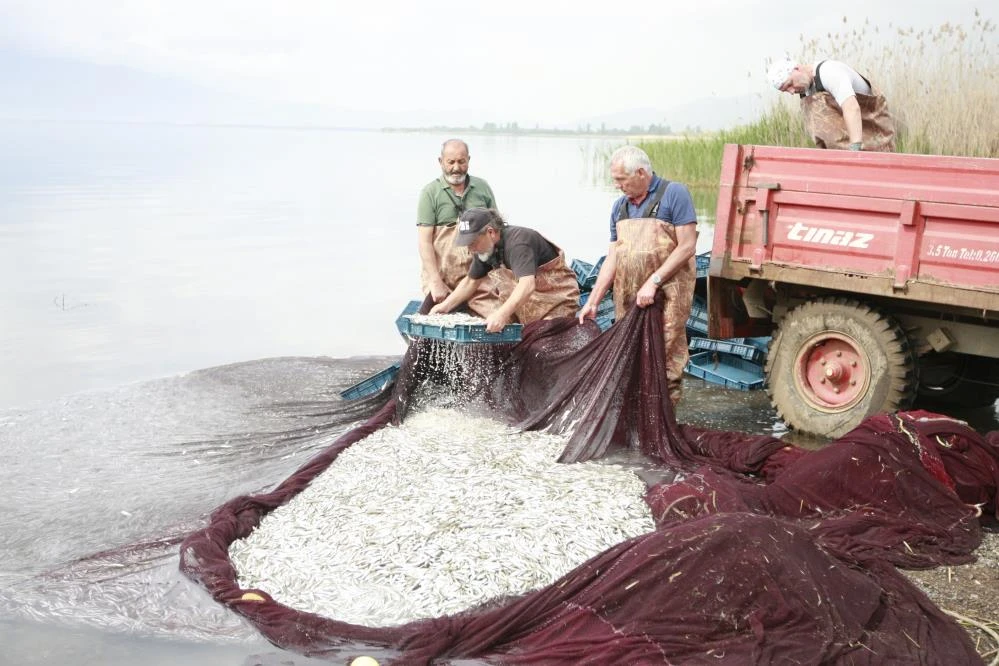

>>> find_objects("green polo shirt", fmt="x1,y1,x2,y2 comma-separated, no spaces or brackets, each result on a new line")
416,175,497,226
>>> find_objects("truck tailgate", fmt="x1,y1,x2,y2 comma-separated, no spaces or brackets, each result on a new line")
711,145,999,311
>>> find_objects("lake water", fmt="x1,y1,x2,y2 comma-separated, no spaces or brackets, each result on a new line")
1,122,724,665
1,122,668,411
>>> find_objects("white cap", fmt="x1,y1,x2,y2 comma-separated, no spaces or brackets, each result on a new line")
767,58,796,89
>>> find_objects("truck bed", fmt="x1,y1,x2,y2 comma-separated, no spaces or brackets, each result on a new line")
710,145,999,313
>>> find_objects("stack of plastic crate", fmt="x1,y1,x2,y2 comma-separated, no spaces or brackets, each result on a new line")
684,336,771,391
572,256,615,332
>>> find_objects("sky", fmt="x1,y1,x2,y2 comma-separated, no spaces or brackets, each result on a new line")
0,0,993,128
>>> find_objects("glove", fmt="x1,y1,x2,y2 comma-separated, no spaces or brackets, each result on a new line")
848,142,863,151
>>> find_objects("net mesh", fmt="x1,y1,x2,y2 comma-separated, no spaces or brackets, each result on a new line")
180,295,999,665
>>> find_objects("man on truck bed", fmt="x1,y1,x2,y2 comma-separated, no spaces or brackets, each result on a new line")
577,145,698,406
767,58,896,152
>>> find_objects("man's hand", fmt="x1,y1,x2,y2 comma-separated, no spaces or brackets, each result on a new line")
577,300,597,324
429,279,451,302
636,281,658,308
429,302,451,316
485,310,511,333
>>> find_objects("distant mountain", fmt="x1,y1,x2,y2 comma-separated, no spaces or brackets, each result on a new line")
569,95,769,133
1,48,769,132
0,48,532,130
0,47,358,127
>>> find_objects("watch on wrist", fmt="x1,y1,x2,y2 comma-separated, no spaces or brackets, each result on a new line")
651,273,662,286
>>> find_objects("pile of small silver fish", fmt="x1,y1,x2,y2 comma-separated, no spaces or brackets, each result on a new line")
229,408,654,627
407,312,487,327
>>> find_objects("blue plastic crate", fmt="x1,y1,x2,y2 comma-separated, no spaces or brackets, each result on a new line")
743,336,771,352
395,300,422,340
686,326,706,341
398,315,522,344
571,259,594,287
594,294,615,332
685,351,765,391
571,256,604,291
686,295,708,335
689,337,767,364
339,363,402,400
695,252,710,279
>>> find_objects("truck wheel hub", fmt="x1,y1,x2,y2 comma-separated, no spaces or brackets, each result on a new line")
823,362,845,382
795,334,869,410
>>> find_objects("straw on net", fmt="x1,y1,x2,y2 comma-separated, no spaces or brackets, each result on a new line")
180,294,999,665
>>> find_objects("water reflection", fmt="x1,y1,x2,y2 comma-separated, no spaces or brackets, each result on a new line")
689,186,720,221
0,355,394,665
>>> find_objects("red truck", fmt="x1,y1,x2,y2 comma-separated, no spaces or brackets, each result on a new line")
708,144,999,438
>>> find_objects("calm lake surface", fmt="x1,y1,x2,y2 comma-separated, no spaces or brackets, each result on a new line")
0,122,649,410
1,122,994,665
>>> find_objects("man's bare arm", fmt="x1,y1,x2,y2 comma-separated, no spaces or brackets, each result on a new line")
840,95,863,146
486,276,536,332
430,275,481,315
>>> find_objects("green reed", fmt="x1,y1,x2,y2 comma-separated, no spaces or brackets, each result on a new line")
634,11,997,190
637,103,809,188
793,10,998,157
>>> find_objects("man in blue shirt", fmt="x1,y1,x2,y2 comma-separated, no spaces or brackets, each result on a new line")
579,145,698,404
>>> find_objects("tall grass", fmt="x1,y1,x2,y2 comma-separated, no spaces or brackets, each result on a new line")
636,11,998,188
796,10,998,156
640,104,807,189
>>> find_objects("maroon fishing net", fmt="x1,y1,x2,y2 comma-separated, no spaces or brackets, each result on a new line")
180,295,999,665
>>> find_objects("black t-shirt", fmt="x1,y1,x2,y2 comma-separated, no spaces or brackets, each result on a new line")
468,226,558,280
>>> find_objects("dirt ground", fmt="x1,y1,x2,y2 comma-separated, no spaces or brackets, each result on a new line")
904,528,999,660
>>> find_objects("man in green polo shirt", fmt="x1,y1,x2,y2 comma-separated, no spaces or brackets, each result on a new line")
416,139,497,303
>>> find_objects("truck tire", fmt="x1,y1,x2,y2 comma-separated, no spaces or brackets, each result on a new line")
916,352,999,409
766,298,917,438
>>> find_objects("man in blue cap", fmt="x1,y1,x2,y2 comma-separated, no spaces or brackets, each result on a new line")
430,208,579,333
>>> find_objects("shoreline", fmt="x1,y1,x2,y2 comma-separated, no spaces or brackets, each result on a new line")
382,127,688,140
0,117,691,141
